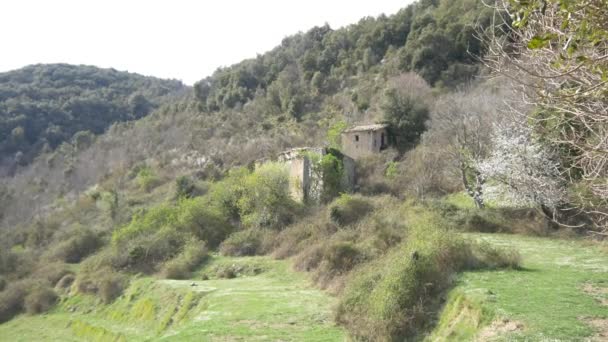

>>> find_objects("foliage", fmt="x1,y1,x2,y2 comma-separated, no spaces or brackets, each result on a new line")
24,286,58,315
0,64,185,168
194,0,497,117
485,0,608,231
328,194,373,226
49,227,101,263
219,229,275,257
381,73,431,151
335,223,519,340
424,85,504,208
135,165,162,192
237,163,300,229
161,240,208,280
479,122,566,210
326,120,347,149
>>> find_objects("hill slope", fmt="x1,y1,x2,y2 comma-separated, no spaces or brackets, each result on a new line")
0,64,187,173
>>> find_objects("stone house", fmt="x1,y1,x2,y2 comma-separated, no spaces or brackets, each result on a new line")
276,147,355,203
341,124,389,159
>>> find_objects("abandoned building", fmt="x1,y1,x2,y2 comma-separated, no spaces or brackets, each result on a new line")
341,124,390,159
275,147,355,203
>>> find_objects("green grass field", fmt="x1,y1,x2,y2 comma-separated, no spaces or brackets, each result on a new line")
0,256,345,341
431,234,608,341
1,234,606,341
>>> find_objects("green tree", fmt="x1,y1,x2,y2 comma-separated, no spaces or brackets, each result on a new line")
381,88,429,152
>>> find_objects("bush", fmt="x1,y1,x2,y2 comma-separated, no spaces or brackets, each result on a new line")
0,284,26,322
98,273,128,304
176,197,233,248
237,163,301,229
75,269,128,304
136,166,162,192
161,240,208,279
0,279,37,323
329,194,373,226
0,277,5,292
323,242,363,274
33,263,72,286
24,286,58,315
335,220,519,341
51,228,101,263
220,229,275,257
472,242,521,269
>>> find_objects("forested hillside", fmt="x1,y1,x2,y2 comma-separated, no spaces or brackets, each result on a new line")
194,0,496,116
0,64,187,173
1,0,606,340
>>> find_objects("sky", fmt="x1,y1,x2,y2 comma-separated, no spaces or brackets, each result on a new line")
1,0,410,85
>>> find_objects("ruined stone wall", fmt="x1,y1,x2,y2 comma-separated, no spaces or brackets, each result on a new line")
270,147,356,203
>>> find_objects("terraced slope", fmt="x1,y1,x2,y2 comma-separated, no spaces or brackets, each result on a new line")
431,234,608,341
0,257,345,341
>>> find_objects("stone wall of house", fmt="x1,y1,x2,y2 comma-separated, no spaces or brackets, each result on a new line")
273,147,355,203
341,128,387,159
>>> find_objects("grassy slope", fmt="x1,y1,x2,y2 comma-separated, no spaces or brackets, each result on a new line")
0,256,345,341
431,234,608,341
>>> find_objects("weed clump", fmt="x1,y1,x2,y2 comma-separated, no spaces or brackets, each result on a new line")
161,240,208,279
0,283,27,323
329,194,373,226
75,269,129,304
98,273,128,304
50,228,101,263
24,286,58,315
220,229,275,256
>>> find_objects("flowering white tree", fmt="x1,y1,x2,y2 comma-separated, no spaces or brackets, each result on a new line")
480,120,567,214
425,85,504,208
481,0,608,232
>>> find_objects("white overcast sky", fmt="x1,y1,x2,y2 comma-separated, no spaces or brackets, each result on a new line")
1,0,411,85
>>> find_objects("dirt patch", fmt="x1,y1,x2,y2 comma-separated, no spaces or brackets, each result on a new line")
476,319,524,341
583,317,608,341
582,283,608,306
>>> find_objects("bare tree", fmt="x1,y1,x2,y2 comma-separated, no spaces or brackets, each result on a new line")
480,0,608,232
425,85,502,208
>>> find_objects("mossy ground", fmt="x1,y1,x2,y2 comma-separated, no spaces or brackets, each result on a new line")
0,256,345,341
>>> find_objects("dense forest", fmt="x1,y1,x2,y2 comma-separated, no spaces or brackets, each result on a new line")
194,0,495,116
0,64,187,173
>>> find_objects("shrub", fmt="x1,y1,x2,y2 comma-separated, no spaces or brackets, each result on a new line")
33,263,72,286
51,228,101,263
294,244,326,272
334,212,524,341
0,279,37,323
98,273,128,304
24,286,58,315
175,176,207,199
176,197,232,248
0,277,5,291
0,284,26,322
238,163,301,229
323,242,363,274
329,194,373,226
136,166,162,192
220,229,275,257
74,269,128,304
472,242,521,269
161,240,208,279
216,267,236,279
